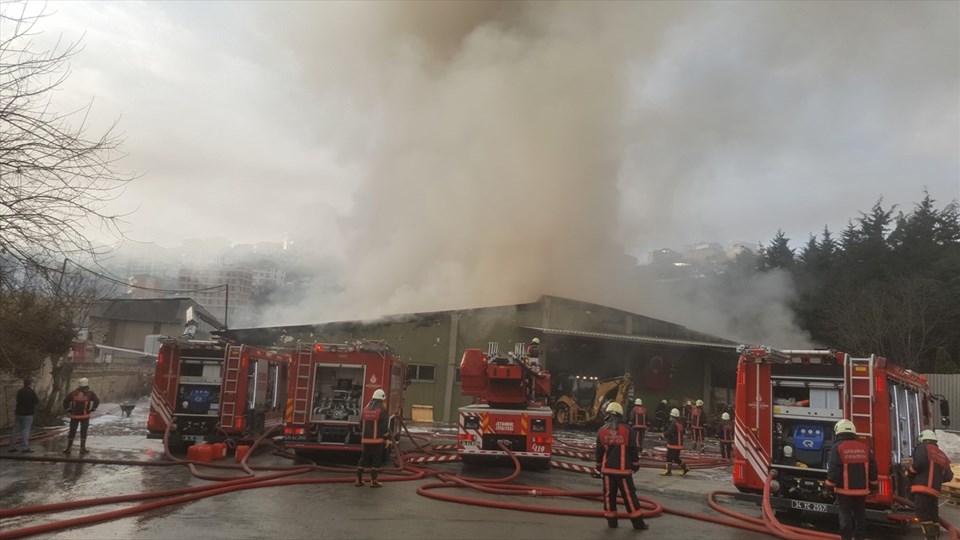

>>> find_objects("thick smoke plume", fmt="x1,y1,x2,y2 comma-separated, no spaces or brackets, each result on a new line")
254,2,957,349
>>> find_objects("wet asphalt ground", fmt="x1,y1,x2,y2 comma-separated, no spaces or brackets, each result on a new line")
1,398,955,539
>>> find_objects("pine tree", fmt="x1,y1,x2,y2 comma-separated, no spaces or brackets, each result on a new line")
762,229,795,270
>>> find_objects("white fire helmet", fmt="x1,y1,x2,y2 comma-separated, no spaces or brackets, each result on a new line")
635,398,643,406
78,378,90,387
918,429,938,443
531,337,540,344
372,389,386,400
834,419,856,435
670,408,680,418
696,399,704,407
721,412,731,421
606,402,624,416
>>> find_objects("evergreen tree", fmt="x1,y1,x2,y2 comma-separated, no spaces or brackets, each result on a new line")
762,229,795,270
934,347,959,374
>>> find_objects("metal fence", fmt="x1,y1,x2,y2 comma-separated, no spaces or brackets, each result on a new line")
923,374,960,429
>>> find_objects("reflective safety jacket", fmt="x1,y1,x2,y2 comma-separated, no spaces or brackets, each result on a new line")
360,401,389,444
664,420,684,450
595,421,639,475
719,421,734,443
630,405,647,429
909,442,953,497
690,406,704,429
63,389,100,420
825,436,878,496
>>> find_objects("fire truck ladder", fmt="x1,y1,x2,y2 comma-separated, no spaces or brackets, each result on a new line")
845,354,875,438
221,346,243,431
292,349,313,425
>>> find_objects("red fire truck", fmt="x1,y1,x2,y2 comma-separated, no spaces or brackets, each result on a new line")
733,346,950,524
458,342,553,469
147,339,291,449
282,341,405,454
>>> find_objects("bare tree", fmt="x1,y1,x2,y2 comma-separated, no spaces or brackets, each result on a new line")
0,2,135,288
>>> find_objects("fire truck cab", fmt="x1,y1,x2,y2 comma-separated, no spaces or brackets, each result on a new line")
282,341,405,454
733,346,947,524
147,339,290,449
458,342,553,469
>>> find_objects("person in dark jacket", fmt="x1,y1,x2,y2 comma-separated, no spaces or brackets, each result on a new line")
9,378,40,453
654,399,668,432
595,402,648,530
629,398,648,453
718,412,734,460
907,430,953,540
659,408,689,476
356,389,390,488
63,378,100,455
825,419,878,540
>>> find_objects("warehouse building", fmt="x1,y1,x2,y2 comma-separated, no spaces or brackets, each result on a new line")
225,295,739,423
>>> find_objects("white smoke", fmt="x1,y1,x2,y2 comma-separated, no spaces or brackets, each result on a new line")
251,1,957,349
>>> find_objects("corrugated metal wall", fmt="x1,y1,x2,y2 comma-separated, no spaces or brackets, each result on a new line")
923,374,960,429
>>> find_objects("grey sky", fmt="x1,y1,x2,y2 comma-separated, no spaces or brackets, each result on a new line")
25,1,960,333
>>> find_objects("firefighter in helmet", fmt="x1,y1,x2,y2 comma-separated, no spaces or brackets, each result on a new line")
654,399,668,432
690,399,705,453
629,398,647,453
526,337,541,359
906,430,953,539
356,388,390,488
659,408,689,476
826,419,878,540
595,402,648,530
682,400,693,434
63,378,99,455
718,412,734,459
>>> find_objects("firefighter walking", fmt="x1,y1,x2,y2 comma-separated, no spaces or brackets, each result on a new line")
718,412,733,459
629,398,647,453
356,389,390,488
595,402,648,530
690,399,705,453
906,430,953,539
825,419,878,540
659,408,689,476
62,378,99,455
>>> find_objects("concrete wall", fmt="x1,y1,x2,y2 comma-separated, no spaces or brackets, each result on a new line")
1,361,152,430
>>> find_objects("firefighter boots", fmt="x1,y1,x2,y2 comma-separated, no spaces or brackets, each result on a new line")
660,464,672,476
62,439,73,454
607,519,618,528
631,519,649,530
920,521,940,539
355,468,365,487
370,469,382,488
79,439,89,455
680,463,690,476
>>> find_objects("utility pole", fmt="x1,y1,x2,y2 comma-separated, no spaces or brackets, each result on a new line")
54,259,68,297
224,283,229,330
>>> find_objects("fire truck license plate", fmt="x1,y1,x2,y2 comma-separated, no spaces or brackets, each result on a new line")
790,501,828,513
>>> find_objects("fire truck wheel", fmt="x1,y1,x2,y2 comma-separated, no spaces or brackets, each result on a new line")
224,438,238,451
528,458,550,471
554,404,570,426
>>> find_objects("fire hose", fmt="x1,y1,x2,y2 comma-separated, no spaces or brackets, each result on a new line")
3,420,954,540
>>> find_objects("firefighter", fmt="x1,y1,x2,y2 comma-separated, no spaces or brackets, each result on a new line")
682,400,693,434
356,389,390,488
526,337,541,359
690,399,705,453
718,412,733,459
62,378,99,455
825,419,878,540
906,430,953,539
654,399,668,432
659,408,689,476
595,402,648,530
629,398,647,453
